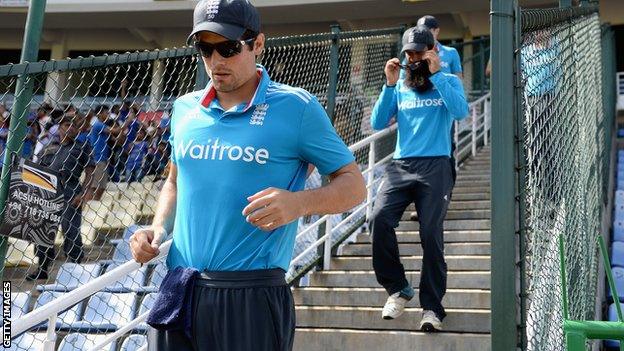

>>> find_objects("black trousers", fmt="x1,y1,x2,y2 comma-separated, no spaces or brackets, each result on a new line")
371,157,453,320
148,269,295,351
34,203,83,273
450,124,457,183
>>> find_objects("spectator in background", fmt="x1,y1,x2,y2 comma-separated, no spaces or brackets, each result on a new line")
22,116,40,160
88,105,114,200
27,113,95,280
35,103,53,136
0,113,9,165
110,104,121,121
125,127,148,183
417,15,463,78
370,26,468,331
0,103,9,120
144,140,169,180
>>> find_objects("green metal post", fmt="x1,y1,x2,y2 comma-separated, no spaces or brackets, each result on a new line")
565,331,588,351
490,0,518,350
316,24,341,270
325,24,341,123
0,0,47,281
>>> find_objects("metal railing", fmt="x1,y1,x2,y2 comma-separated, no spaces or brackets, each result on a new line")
455,92,491,163
13,89,491,350
618,72,624,110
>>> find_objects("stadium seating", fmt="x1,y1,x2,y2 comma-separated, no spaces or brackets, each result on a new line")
12,292,30,319
134,293,157,332
36,263,102,292
33,291,83,329
608,266,624,302
605,302,624,348
102,263,148,293
57,332,116,351
68,292,137,332
138,262,168,293
120,334,148,351
6,332,47,351
612,241,624,268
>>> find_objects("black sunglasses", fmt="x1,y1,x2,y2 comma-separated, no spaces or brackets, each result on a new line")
194,38,255,58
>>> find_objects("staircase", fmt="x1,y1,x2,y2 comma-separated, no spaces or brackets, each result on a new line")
293,146,492,351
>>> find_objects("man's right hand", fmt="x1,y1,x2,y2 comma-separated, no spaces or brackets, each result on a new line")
384,58,401,86
130,226,166,264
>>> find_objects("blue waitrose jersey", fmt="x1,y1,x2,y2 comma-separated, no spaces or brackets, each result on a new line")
371,72,469,159
167,65,355,272
436,43,462,75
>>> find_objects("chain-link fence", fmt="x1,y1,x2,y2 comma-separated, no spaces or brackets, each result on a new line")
2,27,406,350
517,6,609,351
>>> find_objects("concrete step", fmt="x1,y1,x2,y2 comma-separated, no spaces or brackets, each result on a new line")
397,219,490,231
453,180,490,187
293,287,490,309
341,242,490,256
294,328,491,351
451,193,490,201
295,306,491,333
356,230,490,243
460,167,490,173
403,209,490,221
330,255,490,271
455,172,490,178
451,186,490,194
455,175,490,182
407,201,490,211
309,271,491,289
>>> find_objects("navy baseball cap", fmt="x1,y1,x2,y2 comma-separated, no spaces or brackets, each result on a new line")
417,15,439,29
187,0,261,44
401,25,435,53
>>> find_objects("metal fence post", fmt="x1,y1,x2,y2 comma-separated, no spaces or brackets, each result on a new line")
317,24,341,271
0,0,47,281
325,24,341,123
491,0,519,350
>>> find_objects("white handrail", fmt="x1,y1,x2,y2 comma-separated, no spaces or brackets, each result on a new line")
14,92,491,349
88,311,150,351
13,240,172,338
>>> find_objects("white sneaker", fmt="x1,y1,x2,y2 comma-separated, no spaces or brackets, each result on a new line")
381,292,411,320
419,310,443,332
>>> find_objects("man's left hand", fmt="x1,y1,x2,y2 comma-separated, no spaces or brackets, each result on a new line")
423,50,441,75
242,187,305,232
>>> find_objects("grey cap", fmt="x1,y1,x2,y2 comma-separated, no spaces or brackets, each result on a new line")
401,25,435,53
187,0,261,44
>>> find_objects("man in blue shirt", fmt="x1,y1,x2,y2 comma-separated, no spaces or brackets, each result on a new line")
402,16,464,185
129,1,365,350
370,25,468,332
